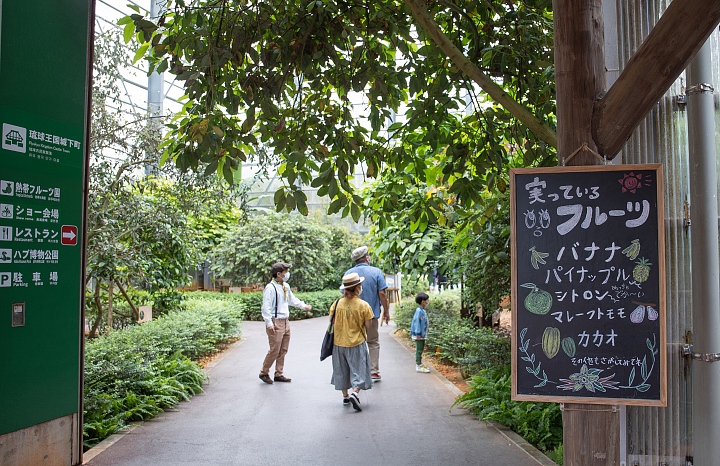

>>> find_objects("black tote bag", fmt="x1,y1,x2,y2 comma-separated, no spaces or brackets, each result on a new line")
320,300,339,361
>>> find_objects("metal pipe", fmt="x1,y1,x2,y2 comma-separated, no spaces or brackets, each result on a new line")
146,0,164,175
147,0,164,117
687,41,720,466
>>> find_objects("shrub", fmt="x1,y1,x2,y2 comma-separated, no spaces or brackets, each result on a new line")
393,289,461,330
195,290,341,321
210,212,361,291
453,365,563,453
83,297,243,449
394,290,509,375
400,274,430,298
429,319,511,377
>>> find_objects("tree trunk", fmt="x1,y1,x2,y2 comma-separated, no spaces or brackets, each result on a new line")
107,279,114,334
114,279,139,322
89,284,103,338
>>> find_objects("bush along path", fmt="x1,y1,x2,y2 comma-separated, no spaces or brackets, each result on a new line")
83,296,244,450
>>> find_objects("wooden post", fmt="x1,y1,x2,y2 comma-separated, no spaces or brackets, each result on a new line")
553,0,620,464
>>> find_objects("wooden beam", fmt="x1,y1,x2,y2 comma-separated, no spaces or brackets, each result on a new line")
593,0,720,158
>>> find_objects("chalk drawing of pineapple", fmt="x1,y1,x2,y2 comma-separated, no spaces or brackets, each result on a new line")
633,258,652,283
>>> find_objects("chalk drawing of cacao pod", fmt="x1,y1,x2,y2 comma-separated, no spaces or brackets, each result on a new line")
542,327,561,359
561,337,576,358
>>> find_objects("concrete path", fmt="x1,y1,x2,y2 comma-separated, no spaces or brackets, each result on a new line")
84,317,547,466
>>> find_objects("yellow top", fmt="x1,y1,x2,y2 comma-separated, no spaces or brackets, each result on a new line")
330,297,374,347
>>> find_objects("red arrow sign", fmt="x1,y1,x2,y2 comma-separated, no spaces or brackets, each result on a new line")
61,225,78,245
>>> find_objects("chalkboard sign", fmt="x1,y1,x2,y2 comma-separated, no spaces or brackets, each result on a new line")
510,165,666,406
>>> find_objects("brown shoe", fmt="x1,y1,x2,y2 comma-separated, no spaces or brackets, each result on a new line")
259,374,273,384
274,375,292,383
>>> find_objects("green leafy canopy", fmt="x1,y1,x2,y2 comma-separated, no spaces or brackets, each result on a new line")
123,0,557,226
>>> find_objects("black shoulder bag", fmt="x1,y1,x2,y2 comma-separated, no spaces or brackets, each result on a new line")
320,300,339,361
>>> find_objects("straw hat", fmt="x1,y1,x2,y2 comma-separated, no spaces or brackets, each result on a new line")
341,272,365,289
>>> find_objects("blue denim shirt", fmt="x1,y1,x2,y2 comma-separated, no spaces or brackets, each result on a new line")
344,263,387,318
410,306,428,339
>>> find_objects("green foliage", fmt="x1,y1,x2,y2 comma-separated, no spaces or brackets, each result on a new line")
393,289,461,331
451,191,511,320
400,274,430,298
453,365,563,453
122,0,557,226
210,213,360,291
395,290,510,376
150,288,187,317
83,297,243,449
197,290,341,321
88,28,249,333
546,444,564,465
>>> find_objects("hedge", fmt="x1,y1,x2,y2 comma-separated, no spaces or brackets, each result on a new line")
197,289,341,321
83,296,243,449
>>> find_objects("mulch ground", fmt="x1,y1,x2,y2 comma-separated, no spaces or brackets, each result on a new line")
197,337,240,368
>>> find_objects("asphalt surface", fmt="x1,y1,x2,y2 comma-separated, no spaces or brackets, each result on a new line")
84,317,543,466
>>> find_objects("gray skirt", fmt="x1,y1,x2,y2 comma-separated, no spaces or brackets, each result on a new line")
330,342,373,391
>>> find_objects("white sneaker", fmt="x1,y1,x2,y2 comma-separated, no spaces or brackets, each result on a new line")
416,364,430,373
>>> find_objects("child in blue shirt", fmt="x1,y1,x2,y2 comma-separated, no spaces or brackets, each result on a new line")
410,292,430,373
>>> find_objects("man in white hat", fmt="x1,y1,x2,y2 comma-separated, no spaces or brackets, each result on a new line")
344,246,389,381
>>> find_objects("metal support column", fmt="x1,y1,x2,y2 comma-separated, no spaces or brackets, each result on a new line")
687,41,720,466
146,0,164,175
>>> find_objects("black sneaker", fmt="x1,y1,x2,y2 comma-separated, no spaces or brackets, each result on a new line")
259,374,273,384
349,392,362,412
343,397,350,406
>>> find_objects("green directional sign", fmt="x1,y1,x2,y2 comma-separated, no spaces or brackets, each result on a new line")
0,0,92,435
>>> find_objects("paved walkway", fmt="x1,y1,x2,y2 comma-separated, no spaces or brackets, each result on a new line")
84,317,549,466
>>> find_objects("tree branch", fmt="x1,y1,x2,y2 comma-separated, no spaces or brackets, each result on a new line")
404,0,557,149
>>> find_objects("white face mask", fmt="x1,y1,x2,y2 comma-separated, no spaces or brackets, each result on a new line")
283,271,290,281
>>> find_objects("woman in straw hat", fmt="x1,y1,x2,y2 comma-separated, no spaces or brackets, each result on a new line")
330,272,374,411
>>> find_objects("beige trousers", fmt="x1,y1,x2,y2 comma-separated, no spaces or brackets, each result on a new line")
260,318,291,377
366,318,380,373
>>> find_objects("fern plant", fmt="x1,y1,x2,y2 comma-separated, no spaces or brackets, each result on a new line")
453,365,562,453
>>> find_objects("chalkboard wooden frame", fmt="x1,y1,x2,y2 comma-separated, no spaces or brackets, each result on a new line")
510,164,666,406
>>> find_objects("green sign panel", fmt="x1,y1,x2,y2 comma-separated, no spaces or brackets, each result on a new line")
0,0,91,434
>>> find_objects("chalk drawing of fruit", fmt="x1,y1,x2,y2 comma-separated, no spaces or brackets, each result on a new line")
647,306,658,321
633,257,652,283
521,283,552,315
561,337,576,357
630,305,646,323
529,246,549,270
542,327,561,359
622,239,641,260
